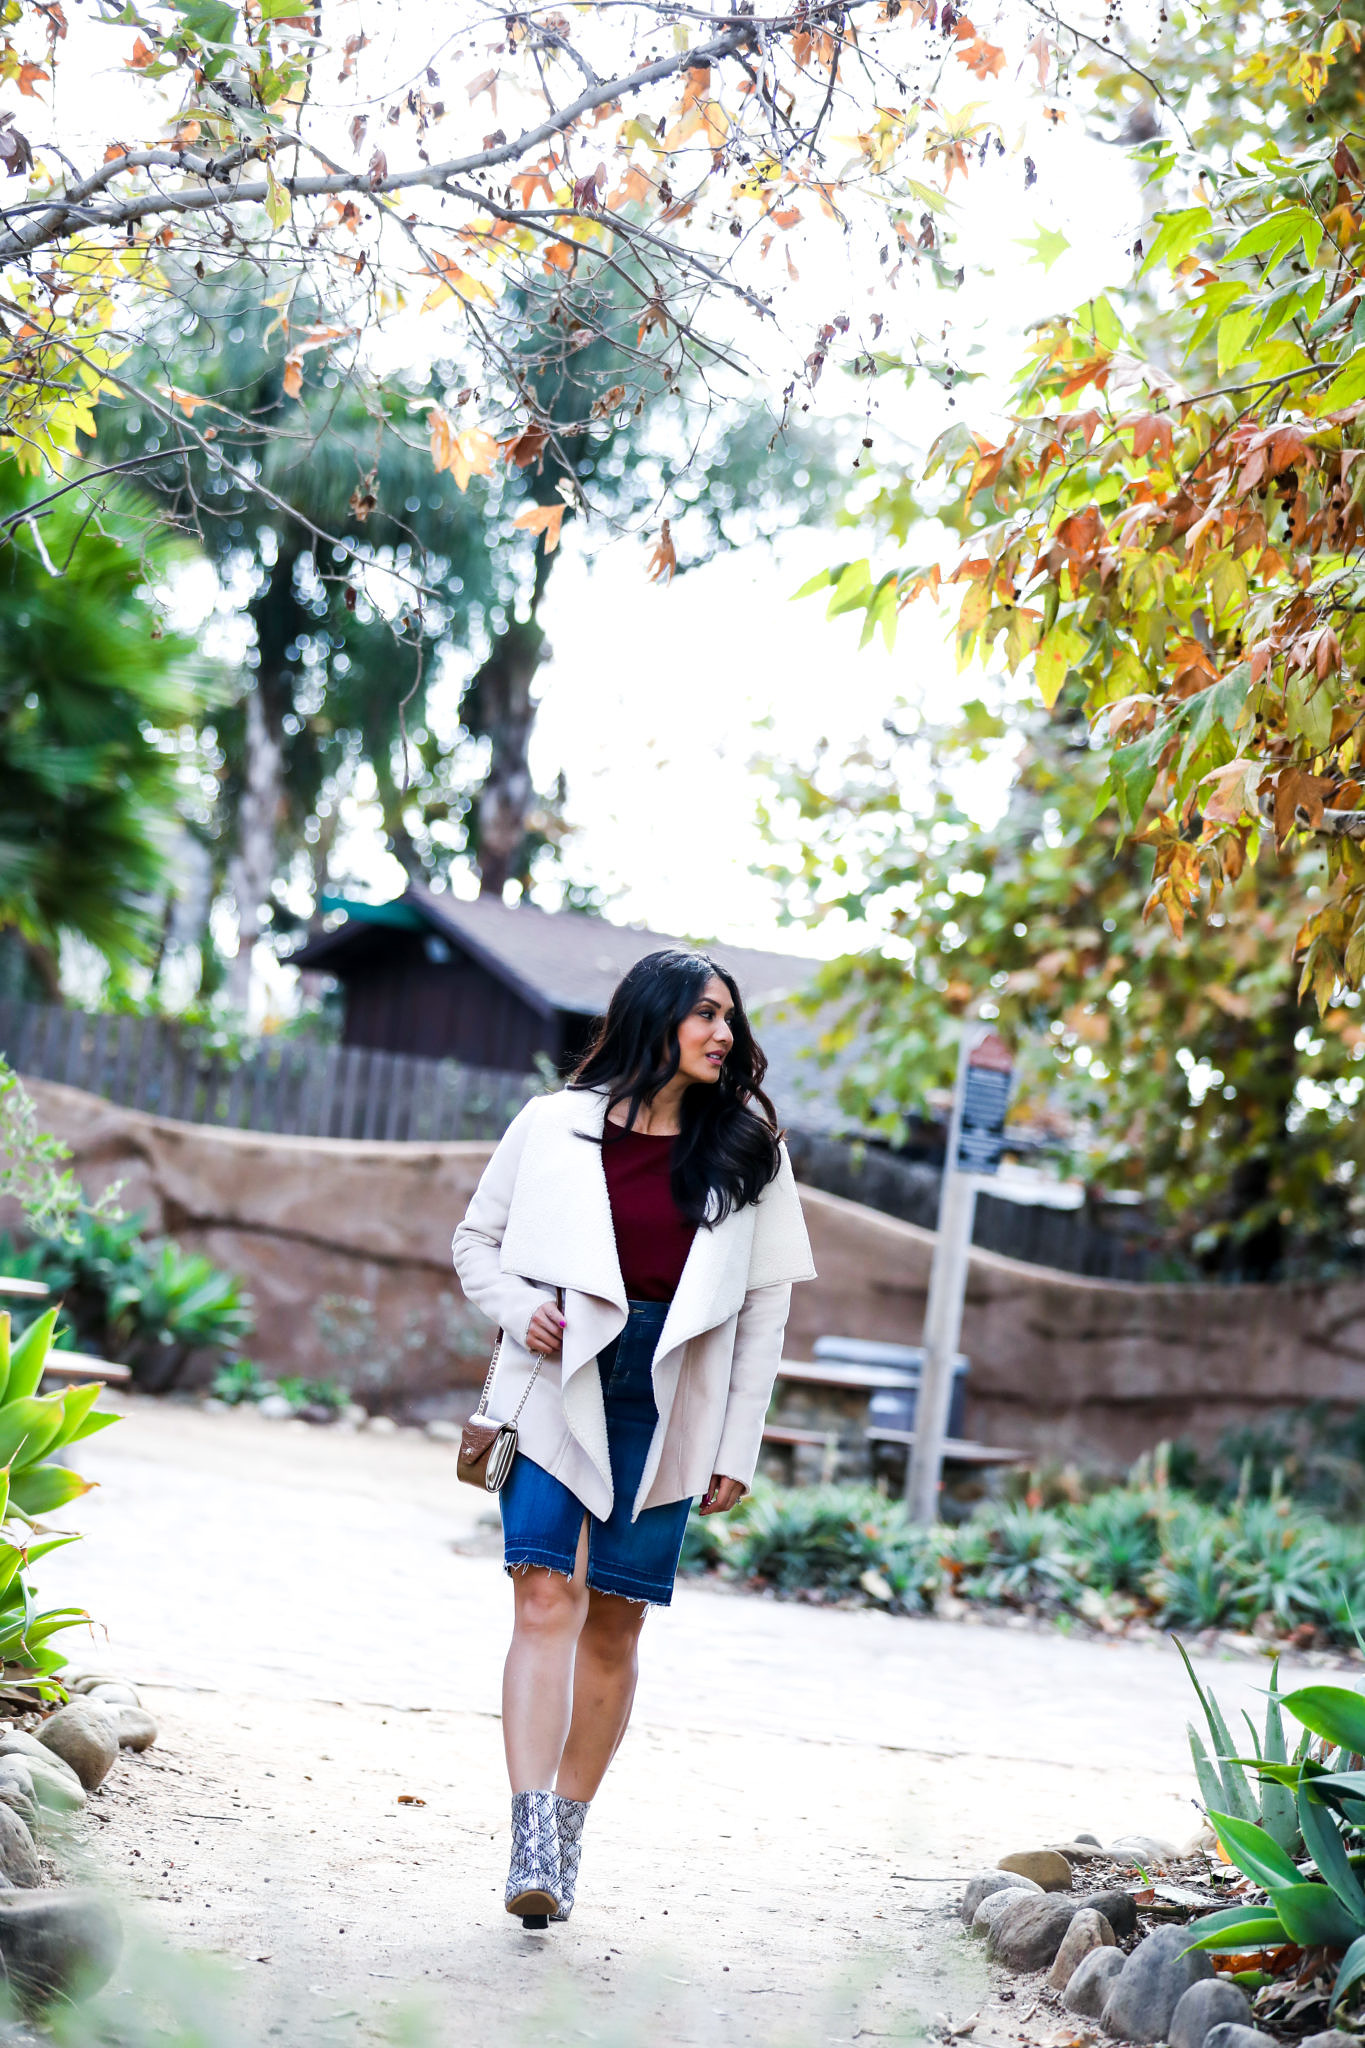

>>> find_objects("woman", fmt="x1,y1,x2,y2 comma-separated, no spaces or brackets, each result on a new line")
452,948,815,1928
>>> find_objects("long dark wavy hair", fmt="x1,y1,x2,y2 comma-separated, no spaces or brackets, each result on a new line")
569,949,782,1226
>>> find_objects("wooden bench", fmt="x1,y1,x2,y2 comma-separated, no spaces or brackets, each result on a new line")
0,1278,50,1299
865,1426,1024,1469
40,1352,131,1386
761,1420,840,1484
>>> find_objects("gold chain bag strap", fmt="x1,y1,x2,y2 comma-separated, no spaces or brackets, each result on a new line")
457,1288,563,1492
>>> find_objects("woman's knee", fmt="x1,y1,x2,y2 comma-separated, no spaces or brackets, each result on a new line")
512,1568,588,1638
581,1593,648,1660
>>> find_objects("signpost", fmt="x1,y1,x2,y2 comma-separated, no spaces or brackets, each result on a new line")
905,1024,1015,1524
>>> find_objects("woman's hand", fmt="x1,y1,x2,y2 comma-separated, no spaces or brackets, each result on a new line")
699,1474,745,1517
525,1301,565,1359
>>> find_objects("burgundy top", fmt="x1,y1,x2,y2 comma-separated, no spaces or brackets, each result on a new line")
601,1127,697,1302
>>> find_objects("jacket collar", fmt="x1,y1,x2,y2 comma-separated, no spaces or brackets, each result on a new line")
498,1087,757,1341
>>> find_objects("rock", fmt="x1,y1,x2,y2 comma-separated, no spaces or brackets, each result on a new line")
1101,1925,1215,2042
85,1683,139,1709
1064,1947,1127,2018
256,1393,293,1420
987,1893,1080,1971
0,1889,120,2010
971,1887,1041,1938
1170,1979,1255,2048
1182,1824,1220,1858
1108,1833,1178,1871
25,1760,85,1814
37,1702,119,1791
1298,2033,1359,2048
1074,1832,1103,1847
426,1418,462,1443
961,1869,1042,1926
0,1806,39,1889
1203,2028,1275,2048
0,1732,79,1784
199,1397,229,1415
1079,1887,1139,1938
366,1413,397,1434
298,1403,336,1425
114,1706,157,1752
1048,1909,1116,1991
1051,1841,1108,1863
63,1675,119,1696
998,1848,1074,1892
0,1762,38,1833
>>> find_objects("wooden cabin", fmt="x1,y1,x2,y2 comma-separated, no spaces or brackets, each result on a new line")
289,882,818,1079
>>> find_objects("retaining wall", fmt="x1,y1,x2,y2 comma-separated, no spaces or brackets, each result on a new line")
13,1080,1365,1465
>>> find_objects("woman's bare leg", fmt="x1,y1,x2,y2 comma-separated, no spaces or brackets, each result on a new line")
554,1589,648,1802
502,1529,590,1792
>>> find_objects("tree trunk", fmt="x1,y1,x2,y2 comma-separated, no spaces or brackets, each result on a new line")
466,615,548,898
227,688,283,1014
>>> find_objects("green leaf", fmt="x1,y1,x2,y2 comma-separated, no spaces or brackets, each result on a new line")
1190,1725,1227,1816
264,168,292,229
1333,1934,1365,2013
1282,1686,1365,1755
1317,349,1365,411
5,1310,57,1404
1262,1663,1300,1854
1186,1912,1290,1951
1273,1882,1365,1949
7,1466,92,1518
1018,224,1070,272
1035,622,1087,710
1208,1808,1303,1891
1298,1780,1365,1921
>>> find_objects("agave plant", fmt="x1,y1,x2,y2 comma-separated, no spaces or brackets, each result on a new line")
1189,1682,1365,2014
0,1309,116,1680
1178,1638,1302,1854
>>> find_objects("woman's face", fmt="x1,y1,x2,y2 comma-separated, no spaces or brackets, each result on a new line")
675,974,736,1087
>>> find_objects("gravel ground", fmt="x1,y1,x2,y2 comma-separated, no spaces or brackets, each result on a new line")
33,1397,1321,2048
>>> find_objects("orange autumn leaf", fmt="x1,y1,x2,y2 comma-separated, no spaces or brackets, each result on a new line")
429,409,498,491
127,36,155,68
282,353,303,399
16,62,48,95
160,384,211,416
771,205,802,229
514,503,565,553
648,520,677,584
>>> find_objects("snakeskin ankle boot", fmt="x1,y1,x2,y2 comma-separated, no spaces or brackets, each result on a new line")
505,1789,562,1926
549,1796,590,1922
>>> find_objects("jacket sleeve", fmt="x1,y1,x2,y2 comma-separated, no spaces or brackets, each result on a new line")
712,1281,792,1488
452,1102,557,1348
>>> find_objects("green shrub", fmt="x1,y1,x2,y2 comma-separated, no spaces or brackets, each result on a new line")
681,1473,1365,1647
0,1210,253,1391
0,1309,118,1683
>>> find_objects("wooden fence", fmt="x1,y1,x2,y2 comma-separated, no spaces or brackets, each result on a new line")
0,1000,538,1144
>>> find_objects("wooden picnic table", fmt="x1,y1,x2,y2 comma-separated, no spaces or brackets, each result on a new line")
864,1425,1023,1469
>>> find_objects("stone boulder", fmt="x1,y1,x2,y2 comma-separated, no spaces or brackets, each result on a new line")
1047,1909,1115,1991
960,1870,1042,1926
997,1849,1074,1892
1081,1887,1139,1938
0,1890,120,2011
113,1707,158,1753
0,1806,40,1888
1170,1980,1255,2048
988,1893,1079,1971
1064,1949,1127,2019
972,1888,1040,1938
1203,2028,1276,2048
1101,1926,1214,2042
37,1702,119,1791
1108,1833,1178,1871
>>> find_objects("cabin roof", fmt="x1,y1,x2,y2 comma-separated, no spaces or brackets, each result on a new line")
290,881,820,1021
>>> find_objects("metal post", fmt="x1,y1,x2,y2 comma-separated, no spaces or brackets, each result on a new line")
906,1032,978,1524
906,1024,1014,1523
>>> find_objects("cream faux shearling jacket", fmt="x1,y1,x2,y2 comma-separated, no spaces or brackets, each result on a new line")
451,1085,816,1520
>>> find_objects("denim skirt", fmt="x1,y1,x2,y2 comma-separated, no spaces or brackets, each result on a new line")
499,1299,693,1607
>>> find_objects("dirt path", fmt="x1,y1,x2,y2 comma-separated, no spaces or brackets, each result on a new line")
36,1398,1319,2047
